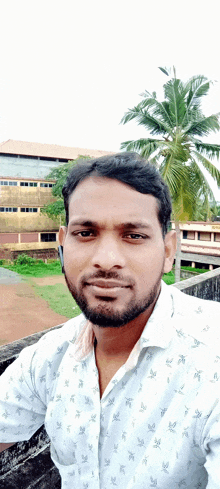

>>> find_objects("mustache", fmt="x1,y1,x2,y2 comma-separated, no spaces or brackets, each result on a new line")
81,270,135,287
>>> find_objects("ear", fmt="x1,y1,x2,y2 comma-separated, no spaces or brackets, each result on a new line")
59,226,67,246
163,230,177,273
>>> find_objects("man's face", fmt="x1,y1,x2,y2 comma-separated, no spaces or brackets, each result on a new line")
59,177,175,327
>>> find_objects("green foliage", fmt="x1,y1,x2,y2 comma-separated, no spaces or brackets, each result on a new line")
162,266,208,285
15,253,37,266
41,156,91,223
121,67,220,222
0,255,62,277
162,270,175,285
41,199,66,224
180,266,208,273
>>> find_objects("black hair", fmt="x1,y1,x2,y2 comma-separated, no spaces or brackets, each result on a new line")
62,152,172,237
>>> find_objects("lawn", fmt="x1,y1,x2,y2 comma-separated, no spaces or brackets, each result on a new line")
33,282,81,319
0,256,63,277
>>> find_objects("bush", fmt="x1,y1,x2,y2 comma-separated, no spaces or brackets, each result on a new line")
15,254,36,266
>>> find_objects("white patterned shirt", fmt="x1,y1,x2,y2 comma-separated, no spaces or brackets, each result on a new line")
0,281,220,488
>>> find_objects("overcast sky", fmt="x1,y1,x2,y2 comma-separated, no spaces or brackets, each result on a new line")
0,0,220,198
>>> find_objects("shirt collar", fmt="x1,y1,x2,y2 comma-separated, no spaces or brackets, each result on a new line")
139,280,175,350
71,281,175,362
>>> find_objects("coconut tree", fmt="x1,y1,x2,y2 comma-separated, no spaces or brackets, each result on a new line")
120,67,220,282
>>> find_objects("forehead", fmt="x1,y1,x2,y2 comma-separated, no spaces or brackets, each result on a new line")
68,176,160,226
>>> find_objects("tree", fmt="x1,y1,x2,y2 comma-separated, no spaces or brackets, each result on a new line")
41,156,90,225
120,67,220,282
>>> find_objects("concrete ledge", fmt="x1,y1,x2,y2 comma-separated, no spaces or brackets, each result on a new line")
180,251,220,265
0,324,64,375
173,266,220,302
0,325,63,488
0,428,61,489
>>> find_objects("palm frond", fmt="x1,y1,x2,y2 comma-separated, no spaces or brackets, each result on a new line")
172,176,197,221
137,92,175,132
160,156,189,197
192,151,220,186
163,78,188,126
192,139,220,159
181,76,209,127
185,76,209,107
120,138,164,154
159,66,170,76
189,160,215,198
164,135,190,163
184,114,220,137
121,106,172,136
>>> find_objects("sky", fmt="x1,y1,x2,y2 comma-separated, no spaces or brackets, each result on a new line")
0,0,220,198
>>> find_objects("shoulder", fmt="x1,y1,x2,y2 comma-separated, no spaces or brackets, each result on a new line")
168,285,220,355
18,313,87,372
169,283,220,318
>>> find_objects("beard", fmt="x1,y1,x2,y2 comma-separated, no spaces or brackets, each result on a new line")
64,269,163,328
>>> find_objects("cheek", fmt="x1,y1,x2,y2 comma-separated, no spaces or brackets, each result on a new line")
132,247,165,283
132,243,165,269
64,245,87,277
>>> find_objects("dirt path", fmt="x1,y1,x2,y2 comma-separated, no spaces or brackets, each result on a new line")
0,275,69,346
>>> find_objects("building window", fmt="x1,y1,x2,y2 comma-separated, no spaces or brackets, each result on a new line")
214,233,220,242
20,181,38,187
0,180,18,186
198,232,211,241
41,233,57,242
20,208,38,212
40,183,54,188
182,230,188,239
0,207,18,212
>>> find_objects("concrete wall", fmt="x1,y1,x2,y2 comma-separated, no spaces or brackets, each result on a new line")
180,251,220,267
173,266,220,301
0,242,59,260
0,155,61,179
0,178,59,235
1,268,220,487
0,184,56,207
0,211,59,233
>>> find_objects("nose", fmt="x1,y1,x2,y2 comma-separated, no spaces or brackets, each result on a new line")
91,236,126,270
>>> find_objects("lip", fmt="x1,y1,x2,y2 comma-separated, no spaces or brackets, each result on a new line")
85,279,130,289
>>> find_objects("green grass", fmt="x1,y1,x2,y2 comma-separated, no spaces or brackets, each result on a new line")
33,283,81,319
162,265,209,285
0,259,63,277
162,270,175,285
180,265,208,274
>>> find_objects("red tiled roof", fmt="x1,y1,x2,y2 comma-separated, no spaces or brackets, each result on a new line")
0,140,113,160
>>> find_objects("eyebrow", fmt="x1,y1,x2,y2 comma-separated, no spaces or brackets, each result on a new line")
68,219,153,231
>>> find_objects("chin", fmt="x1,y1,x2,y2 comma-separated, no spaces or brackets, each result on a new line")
64,271,161,328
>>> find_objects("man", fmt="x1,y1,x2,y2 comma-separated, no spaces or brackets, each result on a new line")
0,152,220,488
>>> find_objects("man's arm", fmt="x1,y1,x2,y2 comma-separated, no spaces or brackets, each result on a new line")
0,443,15,452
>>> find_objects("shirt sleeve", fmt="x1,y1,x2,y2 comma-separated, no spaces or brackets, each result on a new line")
202,396,220,489
0,343,46,443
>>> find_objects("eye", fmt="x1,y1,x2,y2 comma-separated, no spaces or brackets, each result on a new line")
125,233,147,240
73,230,96,238
79,231,94,237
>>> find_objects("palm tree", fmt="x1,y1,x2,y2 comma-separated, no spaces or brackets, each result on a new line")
120,67,220,282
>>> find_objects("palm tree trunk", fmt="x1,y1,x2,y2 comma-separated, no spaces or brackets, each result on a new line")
175,220,181,283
